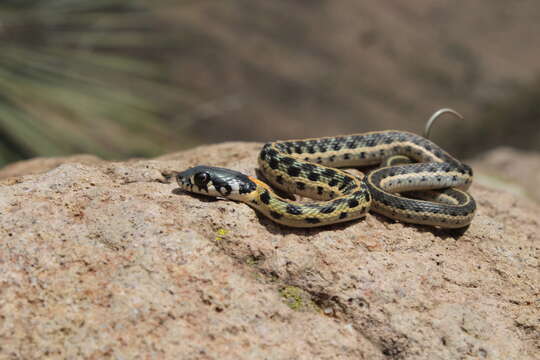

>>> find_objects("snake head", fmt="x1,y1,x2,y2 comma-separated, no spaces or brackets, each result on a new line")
176,165,257,198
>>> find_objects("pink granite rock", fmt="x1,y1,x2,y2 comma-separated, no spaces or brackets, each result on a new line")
0,143,538,359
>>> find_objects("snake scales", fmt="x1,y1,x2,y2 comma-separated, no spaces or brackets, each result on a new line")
175,127,476,228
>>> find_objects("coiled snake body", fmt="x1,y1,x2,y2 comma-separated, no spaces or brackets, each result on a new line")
176,131,476,228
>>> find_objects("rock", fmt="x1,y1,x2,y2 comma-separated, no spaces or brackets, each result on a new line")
469,147,540,204
0,154,101,179
0,143,538,359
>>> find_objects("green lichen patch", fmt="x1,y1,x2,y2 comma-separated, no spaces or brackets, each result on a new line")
279,286,318,312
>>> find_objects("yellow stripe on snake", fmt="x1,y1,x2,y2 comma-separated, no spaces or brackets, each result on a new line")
176,130,476,228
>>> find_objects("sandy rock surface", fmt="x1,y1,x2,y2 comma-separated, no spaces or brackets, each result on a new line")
0,143,538,359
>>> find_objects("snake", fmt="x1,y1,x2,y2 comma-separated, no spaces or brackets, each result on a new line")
176,126,476,228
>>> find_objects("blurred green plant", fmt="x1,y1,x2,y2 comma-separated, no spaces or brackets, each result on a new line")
0,0,195,166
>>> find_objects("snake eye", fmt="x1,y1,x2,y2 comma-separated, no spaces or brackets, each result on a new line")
194,172,211,188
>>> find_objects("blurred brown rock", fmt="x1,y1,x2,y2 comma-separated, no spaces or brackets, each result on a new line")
0,143,538,359
470,147,540,204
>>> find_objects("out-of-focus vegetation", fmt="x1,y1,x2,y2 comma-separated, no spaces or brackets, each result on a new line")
0,0,196,166
1,1,539,168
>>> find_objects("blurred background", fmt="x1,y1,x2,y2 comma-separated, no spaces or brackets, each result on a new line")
1,0,540,168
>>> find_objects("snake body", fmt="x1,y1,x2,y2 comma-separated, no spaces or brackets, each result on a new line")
176,131,476,228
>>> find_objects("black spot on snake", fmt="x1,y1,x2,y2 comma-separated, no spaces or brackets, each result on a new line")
269,158,279,170
286,204,302,215
282,157,295,165
320,206,335,214
260,191,270,205
323,169,337,178
287,166,301,177
308,172,320,182
302,163,316,172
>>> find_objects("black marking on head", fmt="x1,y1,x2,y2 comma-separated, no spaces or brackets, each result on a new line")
260,190,270,204
286,204,302,215
270,211,283,219
193,172,211,192
296,181,306,190
305,217,321,224
339,212,348,219
348,199,359,208
178,166,256,196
